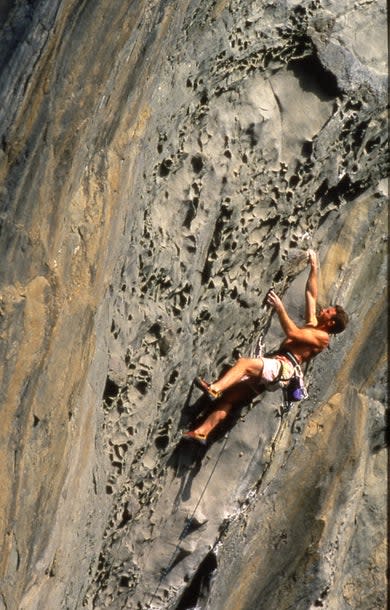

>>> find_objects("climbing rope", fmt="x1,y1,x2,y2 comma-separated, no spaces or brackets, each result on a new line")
147,433,230,609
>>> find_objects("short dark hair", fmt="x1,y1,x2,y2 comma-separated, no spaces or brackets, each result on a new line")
329,305,349,334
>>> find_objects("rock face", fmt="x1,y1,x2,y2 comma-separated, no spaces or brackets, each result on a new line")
0,1,387,609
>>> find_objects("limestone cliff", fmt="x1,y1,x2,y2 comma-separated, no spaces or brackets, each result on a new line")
0,1,387,609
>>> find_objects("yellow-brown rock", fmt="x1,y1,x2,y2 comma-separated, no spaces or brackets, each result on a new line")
0,1,387,609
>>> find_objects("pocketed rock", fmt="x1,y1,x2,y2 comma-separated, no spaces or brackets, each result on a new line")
0,1,387,609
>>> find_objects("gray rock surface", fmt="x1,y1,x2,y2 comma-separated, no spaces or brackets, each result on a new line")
0,1,387,609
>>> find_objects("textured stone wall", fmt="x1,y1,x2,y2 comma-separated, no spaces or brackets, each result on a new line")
0,1,387,609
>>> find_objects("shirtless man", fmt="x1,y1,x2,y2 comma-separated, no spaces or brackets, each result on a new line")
183,250,349,445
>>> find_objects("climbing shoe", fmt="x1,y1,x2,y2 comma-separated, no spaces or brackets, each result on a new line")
182,430,208,446
194,377,222,401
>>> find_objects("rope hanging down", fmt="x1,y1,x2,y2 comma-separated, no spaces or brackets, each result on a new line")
147,433,230,609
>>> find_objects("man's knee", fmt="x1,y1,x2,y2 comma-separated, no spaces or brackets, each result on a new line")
212,406,230,424
237,356,254,369
236,357,246,368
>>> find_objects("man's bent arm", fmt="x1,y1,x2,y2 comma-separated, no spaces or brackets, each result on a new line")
305,250,318,325
267,290,328,349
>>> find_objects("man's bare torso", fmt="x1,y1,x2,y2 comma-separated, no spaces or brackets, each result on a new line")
280,324,329,363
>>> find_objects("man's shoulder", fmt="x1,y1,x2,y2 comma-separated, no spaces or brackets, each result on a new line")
304,322,325,332
306,314,318,326
303,324,329,345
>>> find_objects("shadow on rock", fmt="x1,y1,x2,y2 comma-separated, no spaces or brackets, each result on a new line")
169,381,263,510
168,440,207,509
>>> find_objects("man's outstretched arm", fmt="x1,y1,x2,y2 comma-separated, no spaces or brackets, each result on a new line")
305,250,318,326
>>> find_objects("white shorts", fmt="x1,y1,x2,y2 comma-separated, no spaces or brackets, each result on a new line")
240,356,294,385
260,356,294,383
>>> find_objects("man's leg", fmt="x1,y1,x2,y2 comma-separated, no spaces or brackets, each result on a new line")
189,382,257,439
209,357,264,394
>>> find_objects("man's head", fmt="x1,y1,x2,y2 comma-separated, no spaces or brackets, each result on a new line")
318,305,349,334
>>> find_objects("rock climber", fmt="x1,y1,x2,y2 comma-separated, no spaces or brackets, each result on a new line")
183,250,349,445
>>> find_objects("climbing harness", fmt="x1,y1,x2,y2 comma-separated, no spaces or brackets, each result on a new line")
279,350,309,402
147,433,230,609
